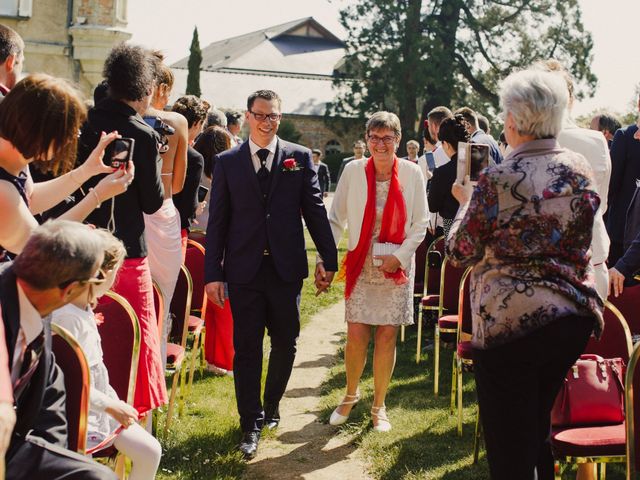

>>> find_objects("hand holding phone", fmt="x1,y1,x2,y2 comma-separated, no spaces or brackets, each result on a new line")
104,138,135,170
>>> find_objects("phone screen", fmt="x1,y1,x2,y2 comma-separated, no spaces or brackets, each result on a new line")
105,138,134,169
469,144,489,181
197,185,209,202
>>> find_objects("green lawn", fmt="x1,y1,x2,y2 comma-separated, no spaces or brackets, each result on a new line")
155,230,346,479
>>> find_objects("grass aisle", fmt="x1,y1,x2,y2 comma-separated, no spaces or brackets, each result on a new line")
155,230,346,479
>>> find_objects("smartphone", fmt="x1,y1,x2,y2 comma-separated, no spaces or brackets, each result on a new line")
197,184,209,202
104,138,135,170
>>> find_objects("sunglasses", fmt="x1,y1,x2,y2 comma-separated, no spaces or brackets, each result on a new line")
58,268,107,290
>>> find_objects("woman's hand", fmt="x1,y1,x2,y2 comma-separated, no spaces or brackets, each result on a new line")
196,201,206,216
375,254,401,273
609,267,626,297
452,175,473,205
93,161,135,203
79,131,121,179
105,399,139,428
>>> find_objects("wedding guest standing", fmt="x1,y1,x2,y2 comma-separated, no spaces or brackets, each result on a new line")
327,111,428,432
447,69,603,480
204,89,337,459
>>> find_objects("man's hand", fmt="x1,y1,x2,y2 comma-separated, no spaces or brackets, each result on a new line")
105,400,139,429
375,254,402,274
0,402,15,456
609,267,626,298
205,281,225,308
314,263,335,296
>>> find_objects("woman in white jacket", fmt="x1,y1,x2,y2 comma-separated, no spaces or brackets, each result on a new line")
325,111,428,432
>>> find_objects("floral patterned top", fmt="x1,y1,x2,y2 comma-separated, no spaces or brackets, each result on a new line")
446,139,604,349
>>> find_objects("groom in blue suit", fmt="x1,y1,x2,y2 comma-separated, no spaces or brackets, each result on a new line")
204,90,338,459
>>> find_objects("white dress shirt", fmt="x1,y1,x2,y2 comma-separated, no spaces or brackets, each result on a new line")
248,136,278,173
12,282,44,383
433,143,450,168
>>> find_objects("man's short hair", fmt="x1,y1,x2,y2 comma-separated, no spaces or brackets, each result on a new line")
103,43,155,102
225,110,243,127
206,108,227,128
427,106,453,127
0,24,23,64
477,114,490,134
406,140,420,148
597,113,621,134
172,95,211,128
0,74,87,176
13,220,104,290
312,149,322,156
247,90,282,111
454,107,479,129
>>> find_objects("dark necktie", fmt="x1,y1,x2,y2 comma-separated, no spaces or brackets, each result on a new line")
12,330,45,401
256,149,270,198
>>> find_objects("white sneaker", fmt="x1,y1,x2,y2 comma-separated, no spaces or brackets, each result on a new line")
329,392,360,426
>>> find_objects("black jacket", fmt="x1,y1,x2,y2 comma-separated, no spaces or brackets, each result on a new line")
0,265,68,459
78,98,164,258
173,146,204,231
428,154,459,219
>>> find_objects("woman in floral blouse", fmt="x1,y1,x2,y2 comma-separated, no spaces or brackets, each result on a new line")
447,69,604,480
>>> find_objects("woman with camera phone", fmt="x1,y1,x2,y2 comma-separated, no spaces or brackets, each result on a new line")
325,111,428,432
0,74,133,261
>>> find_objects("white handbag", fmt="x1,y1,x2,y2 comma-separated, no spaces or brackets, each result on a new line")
372,242,401,266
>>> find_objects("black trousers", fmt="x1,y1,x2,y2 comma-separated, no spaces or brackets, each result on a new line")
7,435,117,480
228,256,302,433
473,315,593,480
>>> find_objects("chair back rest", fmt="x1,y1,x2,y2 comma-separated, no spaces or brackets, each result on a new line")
608,284,640,336
625,341,640,476
457,268,473,339
185,239,206,314
424,236,444,297
584,301,633,361
413,234,429,295
188,229,206,245
152,279,164,342
439,256,466,315
94,291,140,404
51,323,90,454
169,264,193,348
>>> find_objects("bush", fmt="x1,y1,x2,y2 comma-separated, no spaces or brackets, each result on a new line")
324,151,352,184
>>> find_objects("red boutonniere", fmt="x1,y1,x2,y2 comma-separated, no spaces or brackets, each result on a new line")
94,312,105,326
282,158,301,172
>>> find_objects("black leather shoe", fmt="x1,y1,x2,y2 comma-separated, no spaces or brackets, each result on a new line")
263,405,280,430
238,431,260,460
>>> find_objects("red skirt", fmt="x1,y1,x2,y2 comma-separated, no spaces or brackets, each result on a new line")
112,257,168,413
204,298,234,371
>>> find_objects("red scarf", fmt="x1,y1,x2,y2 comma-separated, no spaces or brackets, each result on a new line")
339,156,408,298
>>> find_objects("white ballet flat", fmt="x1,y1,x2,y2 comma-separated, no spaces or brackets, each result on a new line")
371,405,392,432
329,392,360,426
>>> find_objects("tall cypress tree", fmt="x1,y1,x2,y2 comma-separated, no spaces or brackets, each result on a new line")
186,26,202,97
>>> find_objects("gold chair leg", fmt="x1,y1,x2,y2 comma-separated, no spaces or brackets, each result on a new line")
200,327,207,375
599,462,606,480
434,324,440,395
187,332,202,397
416,312,422,364
178,359,187,417
457,358,463,436
450,354,457,415
164,367,181,435
473,407,481,464
400,324,405,343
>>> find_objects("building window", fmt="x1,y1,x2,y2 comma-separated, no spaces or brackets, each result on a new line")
325,139,342,155
0,0,32,17
115,0,127,23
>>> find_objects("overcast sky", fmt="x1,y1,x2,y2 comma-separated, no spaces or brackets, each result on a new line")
127,0,640,118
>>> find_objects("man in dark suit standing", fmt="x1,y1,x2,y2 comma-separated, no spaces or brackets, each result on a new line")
1,220,116,479
312,149,331,197
204,90,338,459
607,96,640,265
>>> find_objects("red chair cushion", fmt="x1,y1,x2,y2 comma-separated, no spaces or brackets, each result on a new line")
166,343,185,366
188,315,204,333
438,315,458,331
421,295,439,307
551,424,625,457
457,341,473,361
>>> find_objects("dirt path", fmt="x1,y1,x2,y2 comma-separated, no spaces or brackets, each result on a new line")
244,301,372,480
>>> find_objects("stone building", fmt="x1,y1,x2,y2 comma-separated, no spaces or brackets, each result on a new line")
1,0,130,94
171,17,363,157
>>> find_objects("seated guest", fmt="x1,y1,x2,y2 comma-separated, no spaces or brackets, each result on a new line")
0,74,133,261
77,43,167,415
447,68,602,480
1,220,117,479
427,114,471,238
171,95,209,258
52,229,161,480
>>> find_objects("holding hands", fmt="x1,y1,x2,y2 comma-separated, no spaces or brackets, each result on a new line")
314,263,335,296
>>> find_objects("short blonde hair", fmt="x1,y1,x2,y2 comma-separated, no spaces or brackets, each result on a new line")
406,140,419,148
366,111,401,138
94,229,126,271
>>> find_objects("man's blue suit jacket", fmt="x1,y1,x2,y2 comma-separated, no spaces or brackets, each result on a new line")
204,139,338,284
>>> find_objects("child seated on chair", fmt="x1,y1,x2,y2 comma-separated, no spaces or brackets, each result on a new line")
51,229,162,480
